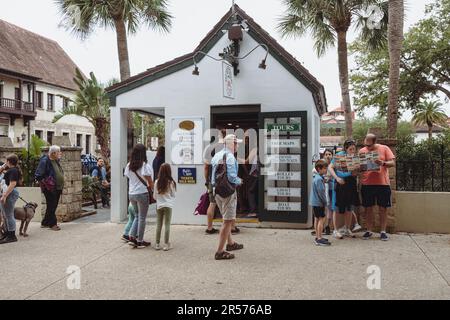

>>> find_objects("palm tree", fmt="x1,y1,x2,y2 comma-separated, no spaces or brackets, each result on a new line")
53,68,111,159
278,0,388,138
412,101,448,140
56,0,173,81
387,0,404,138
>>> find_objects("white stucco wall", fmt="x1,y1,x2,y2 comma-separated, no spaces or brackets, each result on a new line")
414,132,440,143
112,31,322,227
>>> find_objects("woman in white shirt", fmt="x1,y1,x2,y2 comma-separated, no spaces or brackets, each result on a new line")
124,144,154,249
153,163,176,251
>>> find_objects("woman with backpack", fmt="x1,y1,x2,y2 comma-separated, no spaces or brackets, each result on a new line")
124,144,154,249
0,154,22,244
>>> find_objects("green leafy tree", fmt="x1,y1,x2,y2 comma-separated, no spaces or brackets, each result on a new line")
19,135,47,186
352,116,413,142
350,0,450,115
53,68,111,159
278,0,388,138
412,100,448,140
56,0,173,81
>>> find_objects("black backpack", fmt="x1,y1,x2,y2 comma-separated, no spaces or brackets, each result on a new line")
214,153,236,198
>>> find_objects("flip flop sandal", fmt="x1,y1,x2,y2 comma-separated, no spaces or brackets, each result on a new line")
226,242,244,251
215,251,235,260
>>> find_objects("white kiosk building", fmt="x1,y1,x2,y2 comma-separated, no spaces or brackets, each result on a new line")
107,5,327,228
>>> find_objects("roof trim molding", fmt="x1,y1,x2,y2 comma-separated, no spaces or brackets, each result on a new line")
107,5,327,114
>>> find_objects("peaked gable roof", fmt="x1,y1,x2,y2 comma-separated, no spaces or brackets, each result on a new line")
107,5,327,114
0,19,80,91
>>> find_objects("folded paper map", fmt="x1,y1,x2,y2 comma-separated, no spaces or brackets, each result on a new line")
333,152,380,172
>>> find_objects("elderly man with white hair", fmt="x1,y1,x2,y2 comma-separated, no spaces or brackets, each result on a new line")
211,134,244,260
35,145,64,231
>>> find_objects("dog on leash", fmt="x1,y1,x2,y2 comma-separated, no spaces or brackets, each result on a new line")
0,201,39,238
14,202,38,237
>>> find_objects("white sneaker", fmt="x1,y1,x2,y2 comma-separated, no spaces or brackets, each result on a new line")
344,228,355,238
155,243,162,251
163,243,172,251
333,230,343,239
352,224,363,233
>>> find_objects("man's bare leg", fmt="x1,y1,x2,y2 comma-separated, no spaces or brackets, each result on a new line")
206,203,216,231
217,220,233,253
365,206,374,231
379,207,388,232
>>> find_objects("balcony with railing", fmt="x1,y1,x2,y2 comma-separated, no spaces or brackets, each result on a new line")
0,97,36,117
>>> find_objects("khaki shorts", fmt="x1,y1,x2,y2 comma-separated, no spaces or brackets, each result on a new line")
215,192,237,221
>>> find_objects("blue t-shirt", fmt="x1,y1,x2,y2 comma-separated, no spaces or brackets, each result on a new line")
309,174,327,207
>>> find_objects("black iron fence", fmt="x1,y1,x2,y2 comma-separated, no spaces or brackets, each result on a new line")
396,159,450,192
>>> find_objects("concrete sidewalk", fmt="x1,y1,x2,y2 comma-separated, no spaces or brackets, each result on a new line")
0,221,449,300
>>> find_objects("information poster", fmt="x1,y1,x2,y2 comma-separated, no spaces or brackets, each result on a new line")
171,118,203,165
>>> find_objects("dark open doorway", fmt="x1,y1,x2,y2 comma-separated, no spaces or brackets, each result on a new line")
211,105,260,221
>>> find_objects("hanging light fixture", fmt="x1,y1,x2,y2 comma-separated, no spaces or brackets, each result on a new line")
192,2,269,76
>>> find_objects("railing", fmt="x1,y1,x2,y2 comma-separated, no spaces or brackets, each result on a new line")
0,97,35,113
396,158,449,192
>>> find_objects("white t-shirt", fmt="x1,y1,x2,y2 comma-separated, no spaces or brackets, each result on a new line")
124,163,153,195
153,180,176,209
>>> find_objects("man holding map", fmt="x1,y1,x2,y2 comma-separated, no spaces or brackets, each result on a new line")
358,134,396,241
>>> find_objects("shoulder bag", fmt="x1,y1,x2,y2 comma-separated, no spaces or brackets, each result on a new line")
133,170,157,204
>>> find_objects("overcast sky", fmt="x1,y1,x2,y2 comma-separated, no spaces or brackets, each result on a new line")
1,0,447,118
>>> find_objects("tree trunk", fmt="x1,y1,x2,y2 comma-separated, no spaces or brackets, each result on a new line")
114,17,133,155
336,30,353,138
387,0,404,139
428,124,433,141
114,18,131,81
95,117,111,160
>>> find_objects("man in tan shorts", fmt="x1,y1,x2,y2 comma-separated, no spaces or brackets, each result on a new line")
211,134,244,260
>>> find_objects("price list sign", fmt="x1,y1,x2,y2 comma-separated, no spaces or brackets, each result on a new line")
264,119,302,214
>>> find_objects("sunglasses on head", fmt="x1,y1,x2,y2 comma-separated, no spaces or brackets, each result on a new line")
344,140,356,148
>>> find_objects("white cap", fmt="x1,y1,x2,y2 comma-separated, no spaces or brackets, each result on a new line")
223,134,243,144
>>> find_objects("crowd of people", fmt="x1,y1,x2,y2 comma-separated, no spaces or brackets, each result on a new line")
0,146,65,244
120,134,245,261
310,134,395,246
0,132,395,260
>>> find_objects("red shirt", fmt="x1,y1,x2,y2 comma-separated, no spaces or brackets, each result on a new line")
359,144,395,186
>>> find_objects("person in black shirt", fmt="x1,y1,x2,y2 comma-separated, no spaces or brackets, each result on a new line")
0,154,21,244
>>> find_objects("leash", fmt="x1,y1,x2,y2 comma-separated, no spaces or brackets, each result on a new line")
18,195,30,206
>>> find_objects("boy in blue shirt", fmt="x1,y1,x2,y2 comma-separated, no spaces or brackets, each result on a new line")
309,160,331,246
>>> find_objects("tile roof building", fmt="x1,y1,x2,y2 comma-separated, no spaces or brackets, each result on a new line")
0,19,96,154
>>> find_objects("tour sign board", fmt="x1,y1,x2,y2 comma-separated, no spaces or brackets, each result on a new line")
267,171,301,181
267,202,301,211
266,154,301,164
266,123,300,132
267,139,300,148
267,188,301,197
178,168,197,184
